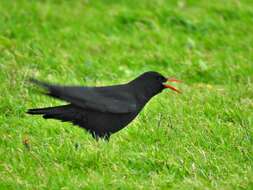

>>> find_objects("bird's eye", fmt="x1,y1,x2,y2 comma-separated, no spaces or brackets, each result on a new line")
157,76,165,82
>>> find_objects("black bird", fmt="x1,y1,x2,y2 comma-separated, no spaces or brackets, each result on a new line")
27,71,181,140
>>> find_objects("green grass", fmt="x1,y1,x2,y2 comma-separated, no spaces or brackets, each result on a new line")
0,0,252,189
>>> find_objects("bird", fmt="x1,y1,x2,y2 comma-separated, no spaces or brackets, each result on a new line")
27,71,181,140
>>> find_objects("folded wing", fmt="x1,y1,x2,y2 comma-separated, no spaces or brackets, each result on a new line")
30,79,137,114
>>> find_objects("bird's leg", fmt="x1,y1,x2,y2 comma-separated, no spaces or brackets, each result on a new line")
102,134,110,142
91,132,110,142
92,132,99,141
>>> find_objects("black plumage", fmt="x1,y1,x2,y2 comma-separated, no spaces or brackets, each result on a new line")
27,71,180,140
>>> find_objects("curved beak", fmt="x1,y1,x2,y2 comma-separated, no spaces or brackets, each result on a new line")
163,78,182,93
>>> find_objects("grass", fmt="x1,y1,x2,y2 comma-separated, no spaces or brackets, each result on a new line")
0,0,252,189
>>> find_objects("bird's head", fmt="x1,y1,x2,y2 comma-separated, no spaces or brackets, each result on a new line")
132,71,181,98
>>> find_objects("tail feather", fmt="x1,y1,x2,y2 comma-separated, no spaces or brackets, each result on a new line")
27,104,85,127
27,105,72,119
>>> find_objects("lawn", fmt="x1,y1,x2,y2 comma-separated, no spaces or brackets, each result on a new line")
0,0,252,189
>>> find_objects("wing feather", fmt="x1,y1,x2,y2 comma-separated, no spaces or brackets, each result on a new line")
30,79,137,113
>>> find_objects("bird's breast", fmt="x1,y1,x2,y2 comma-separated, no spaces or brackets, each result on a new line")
86,110,139,134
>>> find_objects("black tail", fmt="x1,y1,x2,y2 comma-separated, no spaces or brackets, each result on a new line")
27,104,85,128
27,105,72,119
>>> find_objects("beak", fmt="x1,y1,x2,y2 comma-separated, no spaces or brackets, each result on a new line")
163,78,182,93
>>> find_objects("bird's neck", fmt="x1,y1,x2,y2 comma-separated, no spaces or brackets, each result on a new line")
128,81,158,105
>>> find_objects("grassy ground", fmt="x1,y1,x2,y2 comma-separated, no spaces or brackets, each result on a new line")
0,0,252,189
